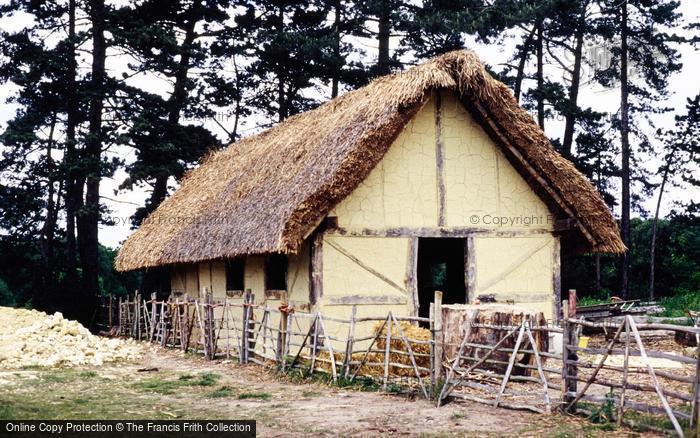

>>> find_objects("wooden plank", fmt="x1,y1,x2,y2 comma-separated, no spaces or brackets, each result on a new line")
325,238,406,293
567,318,700,336
325,295,408,306
434,90,446,227
567,345,697,364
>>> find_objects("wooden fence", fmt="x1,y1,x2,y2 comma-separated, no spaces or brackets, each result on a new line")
115,291,700,436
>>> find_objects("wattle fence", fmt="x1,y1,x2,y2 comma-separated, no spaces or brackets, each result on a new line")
113,291,700,437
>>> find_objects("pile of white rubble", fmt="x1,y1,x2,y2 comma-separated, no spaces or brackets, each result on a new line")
0,306,141,368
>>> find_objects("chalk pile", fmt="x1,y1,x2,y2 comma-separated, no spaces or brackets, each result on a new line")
0,306,141,368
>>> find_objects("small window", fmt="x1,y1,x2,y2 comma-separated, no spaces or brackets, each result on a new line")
225,259,245,291
265,254,288,290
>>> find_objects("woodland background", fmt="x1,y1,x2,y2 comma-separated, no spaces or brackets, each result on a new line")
0,0,698,323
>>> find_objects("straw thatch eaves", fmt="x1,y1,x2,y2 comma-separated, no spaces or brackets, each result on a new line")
116,50,625,272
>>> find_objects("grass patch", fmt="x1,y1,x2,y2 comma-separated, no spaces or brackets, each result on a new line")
195,373,220,386
657,291,700,318
301,390,320,398
238,392,271,401
134,373,221,395
79,371,98,379
43,373,70,383
209,386,234,398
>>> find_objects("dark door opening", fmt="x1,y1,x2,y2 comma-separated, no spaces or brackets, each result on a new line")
417,238,466,320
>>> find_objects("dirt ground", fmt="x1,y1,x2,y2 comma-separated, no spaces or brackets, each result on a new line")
0,343,659,437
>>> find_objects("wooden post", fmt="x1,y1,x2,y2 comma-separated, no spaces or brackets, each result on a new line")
278,291,289,364
568,289,577,318
206,291,214,359
561,300,576,410
108,294,113,329
433,291,444,385
618,317,631,426
429,302,436,391
241,289,252,364
344,305,357,379
382,313,393,391
692,351,700,437
149,293,157,342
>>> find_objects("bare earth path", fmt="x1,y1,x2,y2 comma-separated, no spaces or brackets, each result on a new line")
0,344,649,436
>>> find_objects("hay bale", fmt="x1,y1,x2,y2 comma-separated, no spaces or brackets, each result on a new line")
374,321,431,377
313,321,431,378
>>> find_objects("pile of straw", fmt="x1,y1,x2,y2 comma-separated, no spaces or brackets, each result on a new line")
374,321,431,377
312,321,431,378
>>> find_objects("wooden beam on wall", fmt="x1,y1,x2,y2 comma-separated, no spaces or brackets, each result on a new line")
405,237,419,316
466,235,476,303
553,236,562,322
435,90,446,227
325,226,553,238
325,295,408,306
309,231,323,306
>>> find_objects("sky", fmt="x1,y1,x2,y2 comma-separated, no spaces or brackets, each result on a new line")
0,1,698,249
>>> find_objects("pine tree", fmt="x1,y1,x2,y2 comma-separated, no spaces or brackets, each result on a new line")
596,0,683,298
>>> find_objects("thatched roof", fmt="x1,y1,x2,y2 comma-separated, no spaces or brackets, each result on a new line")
116,50,624,271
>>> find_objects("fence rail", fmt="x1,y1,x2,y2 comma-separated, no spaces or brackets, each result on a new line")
113,289,700,437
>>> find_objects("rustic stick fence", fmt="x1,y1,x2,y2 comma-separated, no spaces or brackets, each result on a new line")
114,290,700,436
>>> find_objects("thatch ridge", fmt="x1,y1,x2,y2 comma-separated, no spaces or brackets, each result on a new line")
116,50,624,271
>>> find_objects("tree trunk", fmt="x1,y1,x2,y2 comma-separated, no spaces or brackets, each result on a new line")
40,113,58,271
513,25,537,103
277,4,286,121
561,3,587,158
331,0,341,98
376,0,390,75
619,0,631,299
649,147,676,301
64,0,79,291
79,0,106,323
536,22,545,130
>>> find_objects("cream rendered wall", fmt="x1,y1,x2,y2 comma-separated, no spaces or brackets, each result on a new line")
331,96,438,228
171,265,200,296
474,235,557,319
323,90,558,324
171,266,186,294
441,93,553,229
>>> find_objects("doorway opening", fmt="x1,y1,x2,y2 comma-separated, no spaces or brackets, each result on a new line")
417,238,467,320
